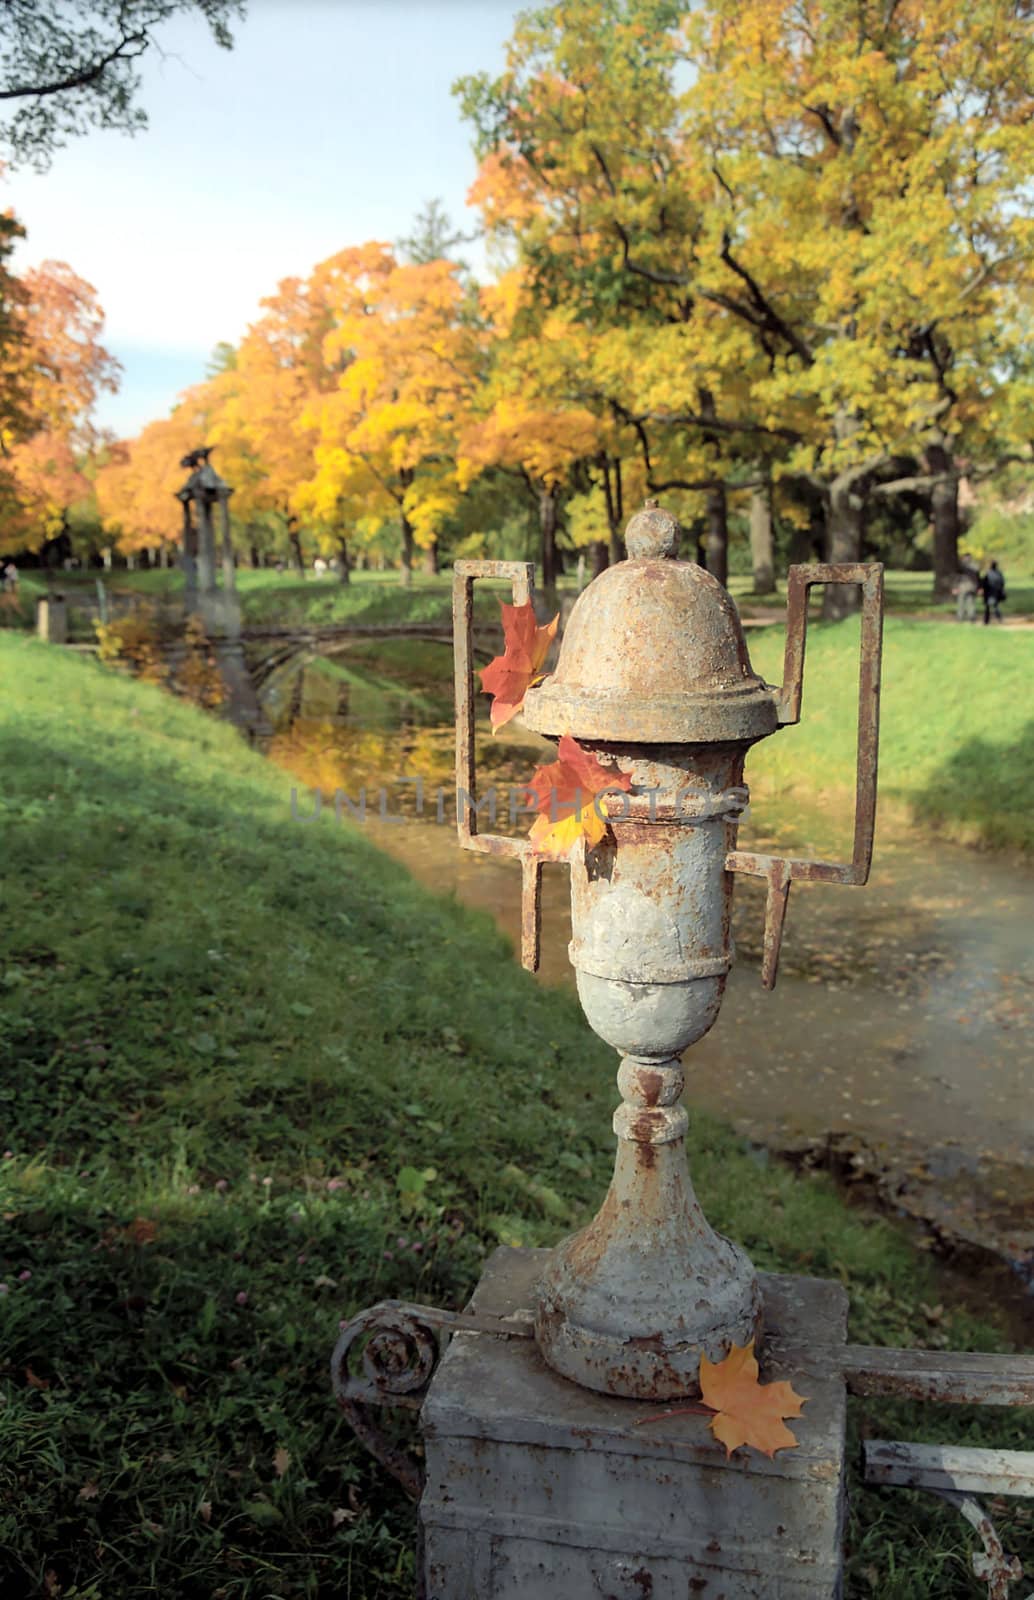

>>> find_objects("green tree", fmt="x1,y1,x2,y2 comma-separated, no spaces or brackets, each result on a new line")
0,0,244,169
456,0,783,588
397,198,477,269
459,0,1034,607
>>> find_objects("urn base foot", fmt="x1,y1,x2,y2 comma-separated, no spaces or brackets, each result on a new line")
534,1233,762,1400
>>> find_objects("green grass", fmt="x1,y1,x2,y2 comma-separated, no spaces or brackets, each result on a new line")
743,616,1034,853
728,568,1034,617
6,563,1033,665
0,634,1030,1597
3,568,509,637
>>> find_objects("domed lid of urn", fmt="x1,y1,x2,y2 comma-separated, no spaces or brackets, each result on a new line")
521,503,779,745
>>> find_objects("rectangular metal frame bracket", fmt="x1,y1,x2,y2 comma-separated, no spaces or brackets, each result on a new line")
452,559,543,972
727,563,885,989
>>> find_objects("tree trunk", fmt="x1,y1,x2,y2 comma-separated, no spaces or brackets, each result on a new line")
337,536,351,585
602,455,625,564
749,482,775,594
822,474,864,619
249,542,261,569
788,522,811,566
288,522,304,576
126,552,136,571
539,484,559,599
400,513,414,587
591,539,609,578
705,484,729,588
926,441,960,600
423,540,439,575
159,544,169,569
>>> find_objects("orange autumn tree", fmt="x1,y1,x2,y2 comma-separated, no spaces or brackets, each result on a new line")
95,395,212,561
5,431,90,544
3,259,118,553
207,271,336,573
303,243,484,584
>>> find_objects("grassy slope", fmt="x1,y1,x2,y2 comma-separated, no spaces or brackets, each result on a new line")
0,634,1029,1598
745,617,1034,852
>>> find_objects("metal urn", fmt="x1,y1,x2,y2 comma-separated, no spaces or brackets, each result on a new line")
452,502,884,1400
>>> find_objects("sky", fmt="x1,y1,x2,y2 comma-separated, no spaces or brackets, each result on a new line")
4,0,522,438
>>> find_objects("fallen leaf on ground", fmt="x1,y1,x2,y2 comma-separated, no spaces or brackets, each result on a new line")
526,734,632,860
700,1339,806,1457
24,1366,50,1391
273,1445,291,1478
479,601,558,731
77,1482,100,1501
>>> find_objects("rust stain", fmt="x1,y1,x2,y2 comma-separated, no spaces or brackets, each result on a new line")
638,1070,664,1107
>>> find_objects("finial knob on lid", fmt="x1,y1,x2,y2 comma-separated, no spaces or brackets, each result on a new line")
625,500,681,560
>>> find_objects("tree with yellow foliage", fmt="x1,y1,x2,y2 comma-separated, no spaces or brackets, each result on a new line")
460,0,1034,605
457,1,788,588
457,271,605,591
303,243,483,584
679,0,1034,605
206,271,336,574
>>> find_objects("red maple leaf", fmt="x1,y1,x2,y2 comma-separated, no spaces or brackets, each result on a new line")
479,600,558,731
525,734,632,860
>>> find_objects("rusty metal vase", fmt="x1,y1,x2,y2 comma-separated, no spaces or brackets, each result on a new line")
521,507,779,1399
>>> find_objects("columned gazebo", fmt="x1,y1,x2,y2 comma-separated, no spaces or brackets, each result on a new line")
175,446,237,609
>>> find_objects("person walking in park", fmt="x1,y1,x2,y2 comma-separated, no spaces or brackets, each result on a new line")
953,555,981,621
981,560,1006,625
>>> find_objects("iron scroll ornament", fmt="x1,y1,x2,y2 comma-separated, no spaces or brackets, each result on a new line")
330,1299,535,1500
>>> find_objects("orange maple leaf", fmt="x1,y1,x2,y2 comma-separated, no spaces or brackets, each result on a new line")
525,733,632,860
699,1339,806,1458
479,601,558,732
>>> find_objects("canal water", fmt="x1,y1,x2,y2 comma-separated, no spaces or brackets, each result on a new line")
259,641,1034,1284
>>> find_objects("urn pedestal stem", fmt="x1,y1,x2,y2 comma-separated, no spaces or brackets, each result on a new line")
535,1054,761,1399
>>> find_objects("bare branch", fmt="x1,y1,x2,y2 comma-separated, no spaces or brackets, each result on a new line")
638,408,802,443
0,29,149,103
718,232,815,367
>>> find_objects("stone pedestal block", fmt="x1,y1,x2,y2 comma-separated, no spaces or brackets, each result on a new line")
420,1247,847,1600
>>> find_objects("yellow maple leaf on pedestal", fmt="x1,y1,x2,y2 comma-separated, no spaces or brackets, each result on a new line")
699,1339,806,1458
